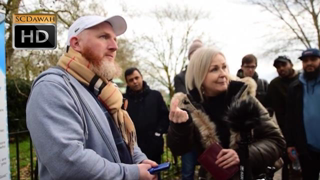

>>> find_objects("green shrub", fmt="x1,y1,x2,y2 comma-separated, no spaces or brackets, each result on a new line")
6,76,31,132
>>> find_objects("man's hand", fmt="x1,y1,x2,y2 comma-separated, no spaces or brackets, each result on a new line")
287,147,298,162
216,149,240,169
169,99,189,123
138,163,157,180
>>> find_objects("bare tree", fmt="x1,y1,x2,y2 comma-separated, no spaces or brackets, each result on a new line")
116,38,139,82
248,0,320,54
9,49,62,80
134,4,209,99
0,0,22,74
1,0,136,80
0,0,107,75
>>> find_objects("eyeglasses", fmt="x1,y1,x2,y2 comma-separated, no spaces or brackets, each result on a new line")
243,65,256,69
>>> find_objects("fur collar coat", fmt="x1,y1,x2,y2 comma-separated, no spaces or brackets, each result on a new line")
167,78,285,179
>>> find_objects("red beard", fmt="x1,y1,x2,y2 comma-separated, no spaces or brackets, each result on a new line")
81,45,103,67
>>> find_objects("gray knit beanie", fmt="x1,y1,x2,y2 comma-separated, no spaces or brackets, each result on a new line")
188,39,203,60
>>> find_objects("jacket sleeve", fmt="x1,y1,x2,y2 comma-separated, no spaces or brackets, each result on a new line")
263,79,269,93
155,92,170,134
167,117,195,156
132,145,148,164
27,79,140,180
260,79,269,106
248,99,286,174
284,85,295,147
174,74,187,94
264,81,274,110
264,81,276,119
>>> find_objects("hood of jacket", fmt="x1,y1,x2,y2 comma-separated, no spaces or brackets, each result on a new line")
237,69,259,82
125,81,150,99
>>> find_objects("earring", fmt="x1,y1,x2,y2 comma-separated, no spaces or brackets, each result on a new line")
201,86,205,95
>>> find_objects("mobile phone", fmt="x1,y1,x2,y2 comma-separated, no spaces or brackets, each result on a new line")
148,162,171,174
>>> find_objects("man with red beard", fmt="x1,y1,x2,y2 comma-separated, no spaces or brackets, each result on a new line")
286,48,320,180
27,15,158,180
265,55,299,180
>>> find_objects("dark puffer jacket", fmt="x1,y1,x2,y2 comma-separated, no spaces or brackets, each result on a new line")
167,78,285,179
174,70,187,94
265,71,299,133
124,81,169,160
285,78,311,156
237,69,268,106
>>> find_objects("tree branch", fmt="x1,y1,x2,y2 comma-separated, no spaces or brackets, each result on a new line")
14,79,28,98
282,0,311,47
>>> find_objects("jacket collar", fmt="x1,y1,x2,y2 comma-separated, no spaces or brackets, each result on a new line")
188,80,247,104
237,69,259,82
126,81,150,97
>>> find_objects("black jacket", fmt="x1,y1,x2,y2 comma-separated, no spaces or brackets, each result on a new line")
237,69,268,105
168,80,285,179
174,69,187,94
124,81,169,158
265,71,299,133
285,79,309,156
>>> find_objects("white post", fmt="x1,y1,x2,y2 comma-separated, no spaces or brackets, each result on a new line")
0,10,11,180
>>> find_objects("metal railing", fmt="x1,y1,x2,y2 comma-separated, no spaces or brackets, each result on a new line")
9,119,36,180
8,120,180,180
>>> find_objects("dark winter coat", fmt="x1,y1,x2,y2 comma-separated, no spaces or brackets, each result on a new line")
167,78,285,179
237,69,268,105
174,69,187,94
265,71,299,133
124,81,169,159
285,78,311,156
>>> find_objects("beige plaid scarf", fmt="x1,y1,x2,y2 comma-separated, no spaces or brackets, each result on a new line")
58,47,136,154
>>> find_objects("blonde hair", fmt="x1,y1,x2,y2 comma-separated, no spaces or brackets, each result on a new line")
185,47,227,102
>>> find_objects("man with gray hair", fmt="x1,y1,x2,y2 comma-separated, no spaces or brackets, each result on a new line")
27,15,158,180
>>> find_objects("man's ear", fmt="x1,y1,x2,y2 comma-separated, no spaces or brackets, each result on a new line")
69,36,82,52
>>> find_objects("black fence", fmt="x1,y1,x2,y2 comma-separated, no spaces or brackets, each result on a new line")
9,128,37,180
8,119,182,180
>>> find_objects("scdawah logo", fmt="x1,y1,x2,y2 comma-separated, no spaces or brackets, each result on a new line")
13,14,56,24
12,14,57,50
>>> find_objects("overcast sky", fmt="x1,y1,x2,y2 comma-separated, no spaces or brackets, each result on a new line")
103,0,304,82
7,0,305,82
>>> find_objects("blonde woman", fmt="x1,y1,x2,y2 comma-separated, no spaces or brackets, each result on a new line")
167,47,285,179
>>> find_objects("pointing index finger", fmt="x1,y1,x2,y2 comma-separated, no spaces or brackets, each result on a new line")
170,99,179,111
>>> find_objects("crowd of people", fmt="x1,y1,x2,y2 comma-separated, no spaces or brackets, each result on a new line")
26,14,320,180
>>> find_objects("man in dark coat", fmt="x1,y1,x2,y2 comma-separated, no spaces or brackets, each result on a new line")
265,55,299,180
174,39,203,94
173,39,203,180
286,48,320,180
124,67,169,167
266,55,299,133
237,54,268,105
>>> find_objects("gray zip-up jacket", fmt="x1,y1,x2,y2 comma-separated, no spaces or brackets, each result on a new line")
26,68,147,180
